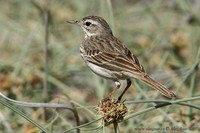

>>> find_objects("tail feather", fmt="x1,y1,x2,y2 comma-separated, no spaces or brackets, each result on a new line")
140,75,176,98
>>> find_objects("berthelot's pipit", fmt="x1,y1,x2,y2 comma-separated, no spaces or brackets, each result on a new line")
67,16,176,101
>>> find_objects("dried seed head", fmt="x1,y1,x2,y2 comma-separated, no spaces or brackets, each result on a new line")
96,98,128,123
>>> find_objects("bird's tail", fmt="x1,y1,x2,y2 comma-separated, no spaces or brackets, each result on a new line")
140,75,176,98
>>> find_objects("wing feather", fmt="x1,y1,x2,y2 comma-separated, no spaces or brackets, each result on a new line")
81,35,145,74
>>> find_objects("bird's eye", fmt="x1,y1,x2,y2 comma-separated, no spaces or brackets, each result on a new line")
85,21,91,26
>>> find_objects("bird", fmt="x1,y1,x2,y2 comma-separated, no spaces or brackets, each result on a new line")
67,16,176,101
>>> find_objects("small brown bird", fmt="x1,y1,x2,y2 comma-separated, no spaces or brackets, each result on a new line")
67,16,176,101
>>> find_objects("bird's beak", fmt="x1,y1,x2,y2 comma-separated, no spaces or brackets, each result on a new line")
67,20,79,25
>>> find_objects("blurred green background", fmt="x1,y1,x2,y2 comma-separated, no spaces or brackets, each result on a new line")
0,0,199,133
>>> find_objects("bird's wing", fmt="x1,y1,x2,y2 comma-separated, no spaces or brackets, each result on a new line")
81,35,145,74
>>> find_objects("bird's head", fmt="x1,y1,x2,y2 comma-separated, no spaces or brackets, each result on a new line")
67,16,113,37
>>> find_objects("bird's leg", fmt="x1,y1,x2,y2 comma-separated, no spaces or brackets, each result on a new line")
105,81,121,99
118,79,131,101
